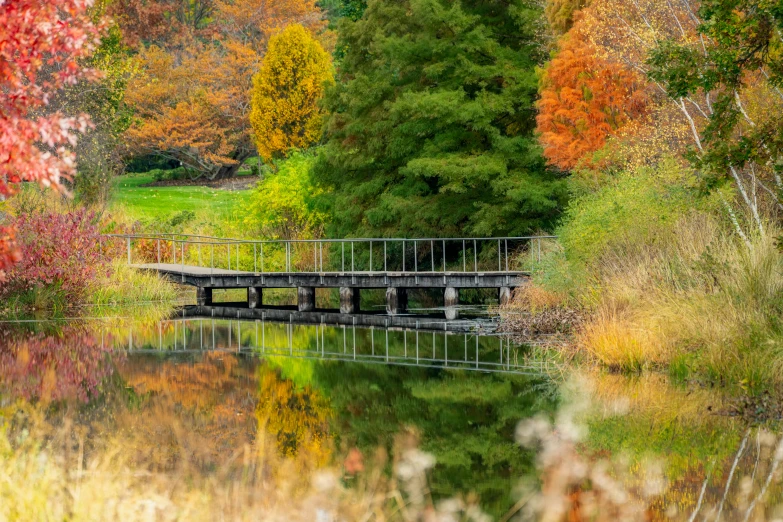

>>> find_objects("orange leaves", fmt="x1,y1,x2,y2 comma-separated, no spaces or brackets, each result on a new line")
250,24,333,162
123,0,326,179
536,22,649,171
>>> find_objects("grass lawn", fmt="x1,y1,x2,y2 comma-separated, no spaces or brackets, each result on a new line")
110,172,253,222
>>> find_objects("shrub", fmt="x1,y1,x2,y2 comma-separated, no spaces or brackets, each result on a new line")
0,208,112,304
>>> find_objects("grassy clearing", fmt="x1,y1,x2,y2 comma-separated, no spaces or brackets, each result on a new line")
110,173,253,222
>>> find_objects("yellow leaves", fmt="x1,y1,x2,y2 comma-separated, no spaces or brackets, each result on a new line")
250,24,333,162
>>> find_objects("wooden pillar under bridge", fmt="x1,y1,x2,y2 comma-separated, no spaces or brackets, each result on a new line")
197,287,212,306
444,287,459,321
298,287,315,312
499,286,512,306
386,287,407,315
248,287,262,309
340,287,360,314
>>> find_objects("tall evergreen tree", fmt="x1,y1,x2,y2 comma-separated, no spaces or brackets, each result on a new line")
313,0,567,238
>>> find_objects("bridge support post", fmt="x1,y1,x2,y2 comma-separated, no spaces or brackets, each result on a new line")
499,286,512,306
248,287,262,309
298,287,315,312
197,287,212,306
444,287,459,320
386,287,407,315
340,287,360,314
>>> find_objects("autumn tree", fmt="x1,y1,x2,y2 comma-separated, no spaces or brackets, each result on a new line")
123,0,327,180
250,24,333,162
536,21,648,171
648,0,783,218
0,0,103,276
577,0,779,241
545,0,589,37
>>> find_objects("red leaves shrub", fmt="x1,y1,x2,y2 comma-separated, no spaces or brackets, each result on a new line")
0,0,104,272
0,209,111,301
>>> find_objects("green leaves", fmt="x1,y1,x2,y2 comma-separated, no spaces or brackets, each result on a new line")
314,0,566,238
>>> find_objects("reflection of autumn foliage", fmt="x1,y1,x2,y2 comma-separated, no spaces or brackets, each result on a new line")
257,364,331,468
116,353,260,472
0,327,116,403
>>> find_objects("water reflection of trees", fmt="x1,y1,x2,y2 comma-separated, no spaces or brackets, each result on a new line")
115,353,260,473
0,326,116,403
313,362,559,518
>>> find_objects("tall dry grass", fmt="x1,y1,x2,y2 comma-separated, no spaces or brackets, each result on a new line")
569,213,783,388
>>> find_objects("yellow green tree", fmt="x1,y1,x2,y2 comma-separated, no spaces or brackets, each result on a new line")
250,24,333,162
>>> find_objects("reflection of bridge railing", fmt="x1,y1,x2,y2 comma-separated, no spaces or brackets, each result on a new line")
101,233,555,275
112,314,557,375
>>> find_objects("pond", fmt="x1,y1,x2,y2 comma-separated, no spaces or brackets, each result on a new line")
0,303,780,520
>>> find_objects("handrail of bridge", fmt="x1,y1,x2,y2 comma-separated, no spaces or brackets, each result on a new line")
100,233,557,275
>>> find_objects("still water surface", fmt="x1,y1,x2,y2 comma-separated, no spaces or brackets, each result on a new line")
0,304,779,519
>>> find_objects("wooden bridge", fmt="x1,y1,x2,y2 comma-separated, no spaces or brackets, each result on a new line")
105,234,551,319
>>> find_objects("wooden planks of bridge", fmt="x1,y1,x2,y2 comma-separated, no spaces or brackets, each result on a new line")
131,262,527,319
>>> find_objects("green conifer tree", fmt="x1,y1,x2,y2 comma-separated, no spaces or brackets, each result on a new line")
314,0,567,237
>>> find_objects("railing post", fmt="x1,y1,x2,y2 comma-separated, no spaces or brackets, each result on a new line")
211,243,214,275
414,240,417,272
127,236,131,265
384,241,387,272
320,241,323,272
314,240,317,272
254,243,257,273
402,240,406,272
369,240,373,272
181,242,185,281
341,242,345,272
474,239,477,272
351,241,354,272
430,240,434,272
497,240,501,271
261,243,264,273
505,239,508,272
462,240,466,272
442,239,446,272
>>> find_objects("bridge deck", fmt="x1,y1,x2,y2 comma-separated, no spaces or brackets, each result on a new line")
132,263,528,289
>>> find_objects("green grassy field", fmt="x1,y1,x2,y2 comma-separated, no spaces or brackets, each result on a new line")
110,172,253,222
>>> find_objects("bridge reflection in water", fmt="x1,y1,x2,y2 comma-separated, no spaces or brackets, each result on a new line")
110,306,552,375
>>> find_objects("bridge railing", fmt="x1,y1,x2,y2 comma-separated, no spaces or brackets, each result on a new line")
100,234,556,274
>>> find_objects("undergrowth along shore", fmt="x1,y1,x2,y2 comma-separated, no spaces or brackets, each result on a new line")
501,216,783,396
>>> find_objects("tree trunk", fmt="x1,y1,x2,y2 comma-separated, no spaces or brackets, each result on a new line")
212,150,252,180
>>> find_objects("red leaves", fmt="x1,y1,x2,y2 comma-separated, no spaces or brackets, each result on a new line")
0,0,103,273
0,208,111,302
0,327,117,403
536,23,649,171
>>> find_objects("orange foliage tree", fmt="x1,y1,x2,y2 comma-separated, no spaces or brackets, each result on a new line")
250,24,333,162
536,21,648,171
122,0,327,180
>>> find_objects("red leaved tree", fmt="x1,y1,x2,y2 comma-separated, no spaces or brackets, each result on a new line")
0,0,103,278
536,20,648,171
